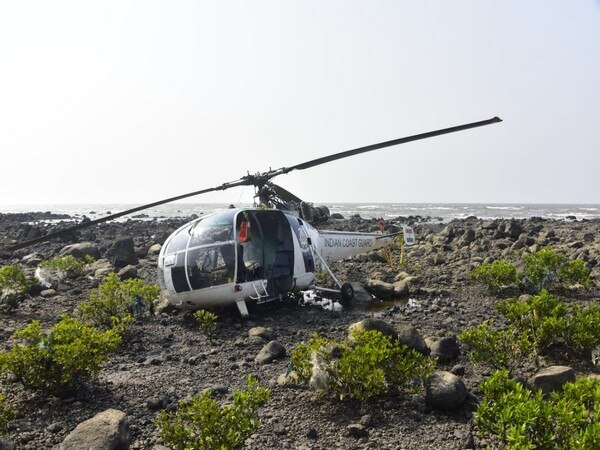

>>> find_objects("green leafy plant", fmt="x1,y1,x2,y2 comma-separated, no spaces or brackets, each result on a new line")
78,273,160,329
290,333,332,382
0,393,15,435
0,316,121,395
475,370,599,449
290,330,435,401
39,254,94,278
459,321,534,372
462,291,600,371
496,290,569,351
470,259,517,293
157,375,270,450
564,303,600,353
193,309,218,341
559,259,593,288
471,247,593,295
0,264,35,309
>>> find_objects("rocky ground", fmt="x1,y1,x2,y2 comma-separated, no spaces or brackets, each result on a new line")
0,212,599,449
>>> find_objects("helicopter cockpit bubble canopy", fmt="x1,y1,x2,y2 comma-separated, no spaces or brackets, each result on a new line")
158,209,239,294
157,208,296,303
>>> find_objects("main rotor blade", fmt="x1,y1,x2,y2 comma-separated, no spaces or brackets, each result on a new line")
270,184,303,203
282,116,502,174
3,178,251,252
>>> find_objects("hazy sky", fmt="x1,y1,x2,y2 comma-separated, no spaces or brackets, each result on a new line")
1,1,599,206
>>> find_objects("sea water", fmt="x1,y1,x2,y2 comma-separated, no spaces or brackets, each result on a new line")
1,203,599,223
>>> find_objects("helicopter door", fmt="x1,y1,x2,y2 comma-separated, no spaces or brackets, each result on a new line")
247,210,294,295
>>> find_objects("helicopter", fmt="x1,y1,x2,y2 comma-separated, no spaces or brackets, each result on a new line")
3,117,501,316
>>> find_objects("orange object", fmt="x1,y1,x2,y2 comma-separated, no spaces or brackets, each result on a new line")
238,220,251,242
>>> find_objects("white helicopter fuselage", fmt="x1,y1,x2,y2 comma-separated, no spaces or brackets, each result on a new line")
157,208,396,315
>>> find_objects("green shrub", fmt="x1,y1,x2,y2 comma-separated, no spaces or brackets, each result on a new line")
523,246,565,289
459,321,533,372
565,303,600,353
496,290,569,351
0,264,35,308
290,330,435,401
559,259,593,288
78,273,160,329
39,254,94,278
470,259,517,293
0,316,121,395
289,333,332,382
157,375,269,450
471,247,593,295
0,393,15,435
475,370,599,450
193,309,218,341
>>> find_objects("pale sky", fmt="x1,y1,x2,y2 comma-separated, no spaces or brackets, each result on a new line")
1,1,599,206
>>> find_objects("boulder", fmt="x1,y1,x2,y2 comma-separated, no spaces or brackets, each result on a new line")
117,265,138,280
0,439,16,450
105,237,139,268
147,244,162,256
527,366,575,394
60,409,130,450
460,228,476,245
364,279,394,299
396,324,429,355
425,371,468,411
350,282,375,303
255,341,286,364
347,423,368,439
248,327,276,341
59,242,101,260
348,318,397,341
430,337,461,363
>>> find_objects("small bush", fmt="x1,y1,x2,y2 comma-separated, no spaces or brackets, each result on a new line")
462,291,600,371
475,370,599,449
565,303,600,353
290,330,435,401
0,265,35,308
523,246,565,289
559,259,593,288
157,375,269,450
0,316,120,395
39,255,94,279
459,321,533,371
78,273,160,329
289,333,332,382
470,259,517,293
496,290,569,351
0,393,15,435
193,309,217,341
471,247,593,295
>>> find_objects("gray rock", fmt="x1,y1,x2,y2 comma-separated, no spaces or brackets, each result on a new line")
425,371,468,410
505,221,523,239
367,251,387,263
117,265,138,280
348,318,398,341
461,228,476,245
396,324,429,355
248,327,276,341
364,279,395,299
40,289,57,298
350,282,374,303
105,237,139,268
347,423,368,438
528,365,575,394
60,408,130,450
449,364,465,376
430,337,460,363
59,242,101,260
147,244,162,256
0,439,16,450
255,341,286,364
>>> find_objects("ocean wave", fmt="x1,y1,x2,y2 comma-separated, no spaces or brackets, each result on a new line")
485,206,524,210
